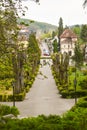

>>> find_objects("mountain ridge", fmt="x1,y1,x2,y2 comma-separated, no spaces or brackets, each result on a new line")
17,18,57,33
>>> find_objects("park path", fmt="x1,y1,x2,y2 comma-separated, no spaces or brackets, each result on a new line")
1,59,75,118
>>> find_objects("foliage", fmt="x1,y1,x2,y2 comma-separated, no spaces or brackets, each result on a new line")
18,18,57,35
80,24,87,42
76,96,87,108
72,25,81,37
72,42,83,68
40,32,52,40
52,52,87,98
58,17,63,51
0,104,19,117
52,53,69,87
79,77,87,89
52,31,56,39
53,39,58,53
58,17,63,38
0,108,87,130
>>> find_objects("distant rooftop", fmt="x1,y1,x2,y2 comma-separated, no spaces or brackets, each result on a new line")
60,29,77,38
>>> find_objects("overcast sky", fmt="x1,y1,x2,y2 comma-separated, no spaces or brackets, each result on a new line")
21,0,87,26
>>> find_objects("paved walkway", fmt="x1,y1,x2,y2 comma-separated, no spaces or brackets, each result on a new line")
1,59,75,118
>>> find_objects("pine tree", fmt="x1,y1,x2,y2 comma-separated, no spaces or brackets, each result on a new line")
58,17,63,51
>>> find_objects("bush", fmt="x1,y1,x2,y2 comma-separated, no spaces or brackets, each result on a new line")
76,96,87,108
82,69,87,75
70,66,76,72
60,89,87,98
76,90,87,97
0,104,19,116
1,110,87,130
11,106,20,116
79,78,87,89
14,91,26,101
61,90,69,98
25,86,30,92
0,91,26,102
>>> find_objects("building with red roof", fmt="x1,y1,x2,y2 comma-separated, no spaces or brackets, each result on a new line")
60,29,77,57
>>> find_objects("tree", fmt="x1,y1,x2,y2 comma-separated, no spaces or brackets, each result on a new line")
58,17,63,51
53,39,58,53
26,33,41,80
72,42,83,68
58,17,63,38
0,0,39,94
52,53,69,87
72,25,81,37
52,31,56,39
80,24,87,43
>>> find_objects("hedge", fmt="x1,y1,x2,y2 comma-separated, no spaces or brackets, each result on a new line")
0,104,19,116
61,90,87,98
0,91,26,102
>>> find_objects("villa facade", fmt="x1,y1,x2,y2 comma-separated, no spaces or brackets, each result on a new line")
60,29,77,57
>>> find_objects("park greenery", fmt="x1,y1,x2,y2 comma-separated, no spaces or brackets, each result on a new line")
0,101,87,130
0,0,87,129
51,48,87,99
0,32,41,101
0,0,41,101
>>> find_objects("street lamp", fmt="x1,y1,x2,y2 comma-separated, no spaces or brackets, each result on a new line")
12,81,15,107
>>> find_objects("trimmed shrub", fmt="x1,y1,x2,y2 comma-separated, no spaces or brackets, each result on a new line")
61,90,69,98
70,66,76,72
79,78,87,89
0,104,19,116
60,89,87,98
14,91,26,101
0,95,3,101
76,96,87,108
82,69,87,75
25,86,30,93
0,91,26,102
76,90,87,97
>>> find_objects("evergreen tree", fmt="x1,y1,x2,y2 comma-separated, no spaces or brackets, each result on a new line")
52,31,56,39
80,24,87,42
58,17,63,51
58,17,63,38
72,42,83,68
53,39,58,53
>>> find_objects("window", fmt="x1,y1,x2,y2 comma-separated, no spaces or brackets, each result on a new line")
69,51,72,56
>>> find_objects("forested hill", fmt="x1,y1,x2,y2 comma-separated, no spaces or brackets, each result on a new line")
17,18,57,33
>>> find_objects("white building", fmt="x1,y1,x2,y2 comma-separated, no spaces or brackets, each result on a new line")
60,29,77,57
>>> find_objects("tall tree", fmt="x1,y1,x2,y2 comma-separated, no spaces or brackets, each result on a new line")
0,0,39,94
53,39,58,53
72,42,83,68
58,17,63,51
58,17,63,38
52,31,56,39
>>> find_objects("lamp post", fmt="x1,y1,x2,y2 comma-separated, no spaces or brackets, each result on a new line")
12,81,15,107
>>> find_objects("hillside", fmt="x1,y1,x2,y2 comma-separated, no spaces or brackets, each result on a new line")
17,18,57,33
